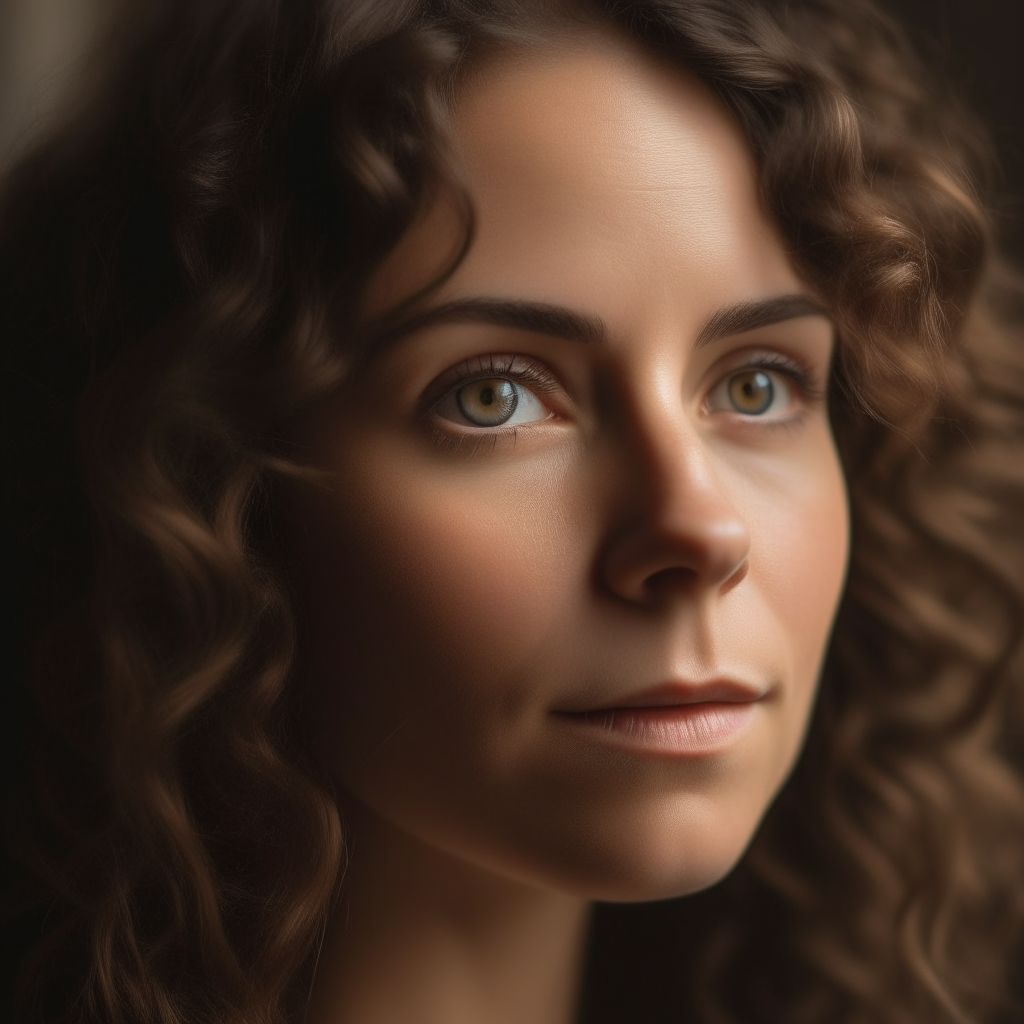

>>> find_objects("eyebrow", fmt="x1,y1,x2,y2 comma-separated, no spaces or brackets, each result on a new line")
369,297,606,350
367,292,828,354
693,293,830,348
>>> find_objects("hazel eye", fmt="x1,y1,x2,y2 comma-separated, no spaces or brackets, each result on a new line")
729,370,774,414
457,378,519,426
708,367,793,417
437,377,550,428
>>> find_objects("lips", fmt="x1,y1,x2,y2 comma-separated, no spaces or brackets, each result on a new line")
554,679,764,757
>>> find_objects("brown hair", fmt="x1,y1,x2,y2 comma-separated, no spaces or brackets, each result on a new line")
4,1,1024,1022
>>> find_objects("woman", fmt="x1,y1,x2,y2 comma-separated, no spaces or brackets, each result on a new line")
4,0,1024,1022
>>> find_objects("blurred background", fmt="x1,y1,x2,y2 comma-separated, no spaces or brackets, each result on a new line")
0,0,1021,250
0,0,109,161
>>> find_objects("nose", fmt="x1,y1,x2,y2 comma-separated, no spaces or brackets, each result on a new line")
600,424,750,604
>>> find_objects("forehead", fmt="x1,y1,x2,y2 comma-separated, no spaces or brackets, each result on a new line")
455,34,749,211
366,32,803,336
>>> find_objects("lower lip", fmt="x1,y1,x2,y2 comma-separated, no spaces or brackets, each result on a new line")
556,702,757,757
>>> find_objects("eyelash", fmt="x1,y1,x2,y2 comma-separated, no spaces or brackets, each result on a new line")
712,351,824,414
422,349,824,453
421,353,564,410
420,354,564,455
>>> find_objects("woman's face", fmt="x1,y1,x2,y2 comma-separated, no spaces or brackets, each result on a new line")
287,35,848,900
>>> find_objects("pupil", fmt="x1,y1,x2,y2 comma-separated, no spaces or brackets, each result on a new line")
480,386,495,406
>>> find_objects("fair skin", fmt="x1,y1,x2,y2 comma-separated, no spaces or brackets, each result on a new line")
288,30,849,1024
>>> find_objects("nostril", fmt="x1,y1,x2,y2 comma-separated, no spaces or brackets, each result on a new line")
639,556,747,602
642,566,698,599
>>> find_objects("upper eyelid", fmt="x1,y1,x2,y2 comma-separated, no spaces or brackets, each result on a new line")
420,354,565,411
705,349,823,397
708,345,813,372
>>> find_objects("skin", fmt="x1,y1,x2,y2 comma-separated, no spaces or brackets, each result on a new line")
289,30,849,1024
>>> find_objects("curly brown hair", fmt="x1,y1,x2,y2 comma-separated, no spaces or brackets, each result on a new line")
4,1,1024,1022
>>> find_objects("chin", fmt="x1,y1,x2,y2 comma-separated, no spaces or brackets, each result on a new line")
475,799,766,903
566,832,755,904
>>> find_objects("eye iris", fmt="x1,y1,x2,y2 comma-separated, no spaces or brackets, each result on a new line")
457,378,519,426
728,370,773,414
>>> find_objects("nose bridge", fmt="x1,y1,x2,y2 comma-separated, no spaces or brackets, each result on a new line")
601,382,751,603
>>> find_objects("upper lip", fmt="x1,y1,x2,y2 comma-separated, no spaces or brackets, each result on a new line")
556,678,765,714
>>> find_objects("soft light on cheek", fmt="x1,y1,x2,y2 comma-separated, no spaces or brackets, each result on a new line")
313,440,587,698
748,450,850,708
293,440,596,820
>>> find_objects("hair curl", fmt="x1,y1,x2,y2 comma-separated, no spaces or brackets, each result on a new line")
4,1,1024,1022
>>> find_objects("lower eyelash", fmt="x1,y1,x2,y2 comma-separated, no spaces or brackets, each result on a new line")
426,423,521,456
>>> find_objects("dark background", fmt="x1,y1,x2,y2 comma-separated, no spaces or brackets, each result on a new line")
884,0,1024,260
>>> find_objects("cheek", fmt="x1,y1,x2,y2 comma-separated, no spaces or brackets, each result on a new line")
293,438,584,762
771,452,849,660
361,455,577,672
744,437,849,739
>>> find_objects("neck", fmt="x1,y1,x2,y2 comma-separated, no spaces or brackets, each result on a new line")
309,799,591,1024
